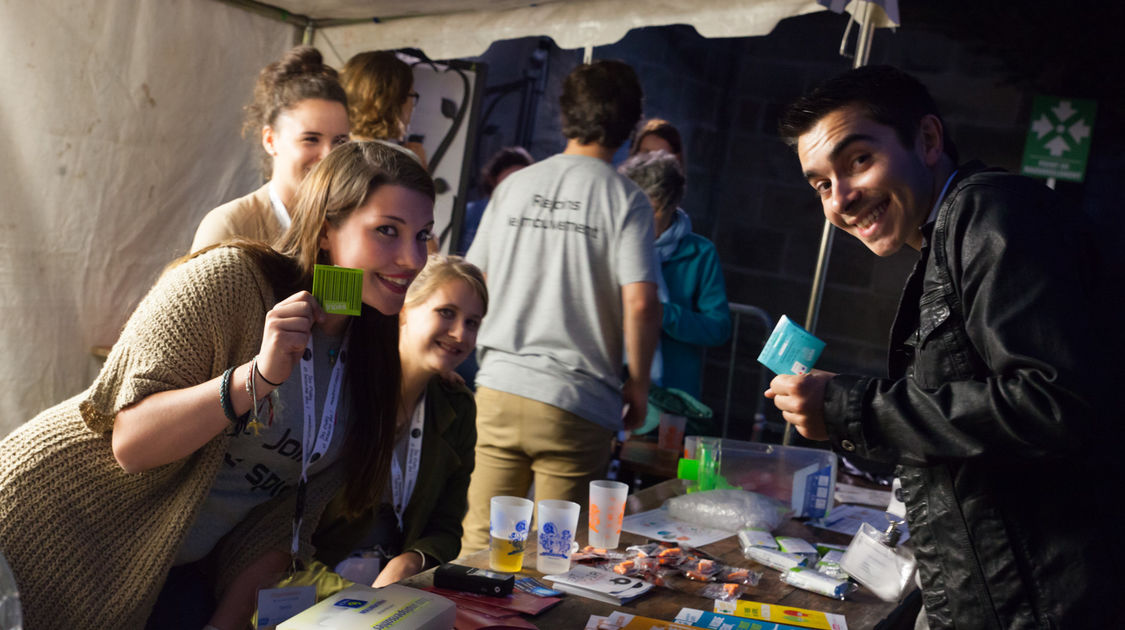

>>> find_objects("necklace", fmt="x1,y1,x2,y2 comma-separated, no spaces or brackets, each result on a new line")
327,346,340,366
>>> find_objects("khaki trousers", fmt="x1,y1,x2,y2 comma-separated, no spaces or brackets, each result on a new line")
460,387,614,554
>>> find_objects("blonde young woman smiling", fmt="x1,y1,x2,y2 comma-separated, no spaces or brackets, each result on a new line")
191,46,350,252
310,255,486,592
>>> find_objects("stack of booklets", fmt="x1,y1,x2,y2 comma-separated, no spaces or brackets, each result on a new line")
544,565,654,605
712,599,848,630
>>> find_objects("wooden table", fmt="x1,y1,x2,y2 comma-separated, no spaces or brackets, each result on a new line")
402,479,901,628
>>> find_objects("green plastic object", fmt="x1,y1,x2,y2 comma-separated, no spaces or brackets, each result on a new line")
677,437,735,493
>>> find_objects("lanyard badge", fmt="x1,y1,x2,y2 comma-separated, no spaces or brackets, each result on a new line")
391,393,426,532
290,327,351,559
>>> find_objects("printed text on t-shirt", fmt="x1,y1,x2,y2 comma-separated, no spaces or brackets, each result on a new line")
531,194,581,211
507,215,599,238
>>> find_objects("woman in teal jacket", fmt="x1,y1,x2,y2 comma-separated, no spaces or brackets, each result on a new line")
620,147,731,399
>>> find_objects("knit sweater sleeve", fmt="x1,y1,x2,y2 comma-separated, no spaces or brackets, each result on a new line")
78,247,274,433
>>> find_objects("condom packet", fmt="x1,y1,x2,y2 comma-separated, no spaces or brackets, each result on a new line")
774,536,819,566
779,567,856,600
757,314,825,376
737,527,779,551
744,546,807,572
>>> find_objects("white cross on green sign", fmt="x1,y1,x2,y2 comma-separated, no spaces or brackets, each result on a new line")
1020,95,1097,183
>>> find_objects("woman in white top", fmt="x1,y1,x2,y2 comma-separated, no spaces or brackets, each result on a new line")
190,46,350,252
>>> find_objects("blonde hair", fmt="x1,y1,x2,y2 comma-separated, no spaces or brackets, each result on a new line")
341,51,413,141
403,254,489,317
274,140,434,285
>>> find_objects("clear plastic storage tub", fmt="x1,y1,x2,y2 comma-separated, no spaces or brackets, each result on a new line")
680,436,836,520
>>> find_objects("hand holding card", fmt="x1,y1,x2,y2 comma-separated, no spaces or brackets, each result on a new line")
257,291,326,386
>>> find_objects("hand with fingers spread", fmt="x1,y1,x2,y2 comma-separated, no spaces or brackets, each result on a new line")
764,369,836,441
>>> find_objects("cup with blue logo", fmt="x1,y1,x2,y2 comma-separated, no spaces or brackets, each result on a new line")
536,499,580,574
489,496,534,572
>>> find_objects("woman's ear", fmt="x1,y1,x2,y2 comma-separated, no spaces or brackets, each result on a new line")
262,125,278,157
317,223,331,257
916,114,945,167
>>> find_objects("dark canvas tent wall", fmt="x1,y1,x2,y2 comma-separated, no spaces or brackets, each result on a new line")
0,0,881,436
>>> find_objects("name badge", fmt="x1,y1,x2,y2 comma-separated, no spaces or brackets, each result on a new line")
257,584,316,628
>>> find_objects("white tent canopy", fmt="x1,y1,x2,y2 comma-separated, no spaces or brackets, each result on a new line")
0,0,887,436
304,0,826,63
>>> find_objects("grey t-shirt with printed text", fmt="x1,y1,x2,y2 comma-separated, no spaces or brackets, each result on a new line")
467,153,659,431
175,326,350,565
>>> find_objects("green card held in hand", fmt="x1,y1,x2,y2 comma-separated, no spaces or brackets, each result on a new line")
312,264,363,316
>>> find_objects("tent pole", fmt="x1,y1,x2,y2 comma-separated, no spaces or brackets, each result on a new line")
782,1,878,446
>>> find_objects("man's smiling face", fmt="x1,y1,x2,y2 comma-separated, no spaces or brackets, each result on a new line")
797,105,936,256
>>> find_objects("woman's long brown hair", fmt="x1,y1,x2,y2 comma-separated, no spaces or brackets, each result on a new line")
182,140,434,517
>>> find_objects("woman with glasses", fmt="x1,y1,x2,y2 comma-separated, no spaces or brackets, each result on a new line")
341,50,427,170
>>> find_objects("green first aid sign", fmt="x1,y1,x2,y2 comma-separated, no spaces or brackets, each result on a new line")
1021,95,1097,182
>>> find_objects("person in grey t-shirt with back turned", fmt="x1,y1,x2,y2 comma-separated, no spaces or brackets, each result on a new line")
460,60,662,553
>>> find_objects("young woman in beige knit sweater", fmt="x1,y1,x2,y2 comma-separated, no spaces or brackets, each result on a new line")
0,140,433,630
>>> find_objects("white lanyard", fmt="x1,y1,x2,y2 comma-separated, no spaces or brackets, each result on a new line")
390,392,426,532
268,180,292,232
290,327,350,555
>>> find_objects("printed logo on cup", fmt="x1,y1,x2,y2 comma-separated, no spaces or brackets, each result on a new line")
539,522,573,558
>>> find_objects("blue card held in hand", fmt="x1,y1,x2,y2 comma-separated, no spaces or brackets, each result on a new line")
757,315,826,376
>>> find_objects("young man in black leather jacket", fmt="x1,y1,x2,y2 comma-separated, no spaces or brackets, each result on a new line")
767,65,1120,628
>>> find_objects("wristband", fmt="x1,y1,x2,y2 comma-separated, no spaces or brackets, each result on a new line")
254,356,284,387
219,366,238,422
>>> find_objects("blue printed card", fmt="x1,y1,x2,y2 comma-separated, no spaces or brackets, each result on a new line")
757,315,826,376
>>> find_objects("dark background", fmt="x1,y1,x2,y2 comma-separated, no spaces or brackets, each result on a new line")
460,3,1125,443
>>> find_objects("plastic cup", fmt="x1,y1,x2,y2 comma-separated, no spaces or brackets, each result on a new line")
657,413,687,450
489,496,533,572
536,500,580,574
588,480,628,549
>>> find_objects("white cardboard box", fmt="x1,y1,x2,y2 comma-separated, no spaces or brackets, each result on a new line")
278,584,455,630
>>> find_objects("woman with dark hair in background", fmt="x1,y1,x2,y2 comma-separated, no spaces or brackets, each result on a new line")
0,141,434,630
629,117,685,165
191,46,350,252
457,146,534,255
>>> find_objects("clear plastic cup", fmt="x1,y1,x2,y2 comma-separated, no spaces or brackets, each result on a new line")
536,499,580,574
657,413,687,450
588,480,629,549
489,496,533,572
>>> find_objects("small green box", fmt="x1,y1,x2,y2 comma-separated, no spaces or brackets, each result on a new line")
312,264,363,316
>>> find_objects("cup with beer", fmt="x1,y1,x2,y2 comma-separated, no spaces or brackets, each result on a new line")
489,496,534,572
